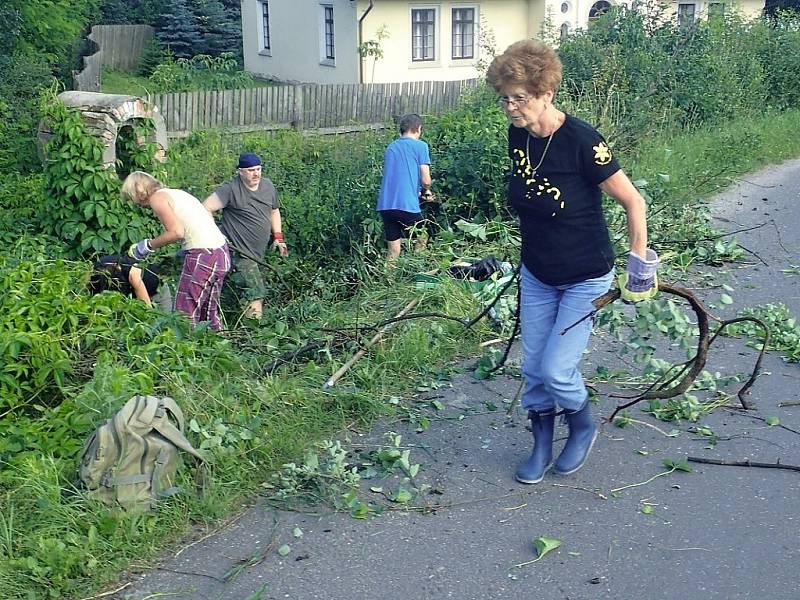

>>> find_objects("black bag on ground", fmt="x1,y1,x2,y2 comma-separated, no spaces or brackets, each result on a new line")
447,255,512,281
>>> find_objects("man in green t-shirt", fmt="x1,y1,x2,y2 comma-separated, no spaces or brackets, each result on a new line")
204,152,287,320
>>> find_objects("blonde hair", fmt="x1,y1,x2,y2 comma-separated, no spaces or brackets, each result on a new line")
486,39,563,98
121,171,163,204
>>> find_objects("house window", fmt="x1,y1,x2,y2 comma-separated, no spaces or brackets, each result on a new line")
560,22,571,39
260,0,271,52
323,4,335,60
678,3,695,26
412,8,436,62
589,0,611,19
452,8,475,60
561,2,570,13
708,2,725,19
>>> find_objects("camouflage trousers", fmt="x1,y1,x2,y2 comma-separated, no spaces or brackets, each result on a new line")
228,253,266,302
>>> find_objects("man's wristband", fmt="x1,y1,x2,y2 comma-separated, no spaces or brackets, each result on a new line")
273,231,284,243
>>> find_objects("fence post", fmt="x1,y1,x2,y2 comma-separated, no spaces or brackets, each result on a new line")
291,85,304,130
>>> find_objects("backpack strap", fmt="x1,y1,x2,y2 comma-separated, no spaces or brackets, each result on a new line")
157,396,186,433
111,396,151,478
151,419,211,499
152,420,206,463
151,398,206,468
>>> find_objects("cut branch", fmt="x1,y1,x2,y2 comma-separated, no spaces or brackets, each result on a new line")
593,281,767,422
323,298,419,388
687,456,800,472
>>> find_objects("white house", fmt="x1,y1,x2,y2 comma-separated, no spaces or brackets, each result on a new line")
241,0,766,84
242,0,360,83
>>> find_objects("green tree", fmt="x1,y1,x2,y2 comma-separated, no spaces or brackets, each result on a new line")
0,53,54,172
156,0,203,58
0,5,24,56
195,0,242,59
5,0,100,66
99,0,139,24
99,0,170,25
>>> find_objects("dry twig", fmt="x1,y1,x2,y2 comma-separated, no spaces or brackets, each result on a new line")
687,456,800,472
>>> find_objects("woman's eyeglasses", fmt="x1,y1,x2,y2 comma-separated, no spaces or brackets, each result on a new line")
497,95,533,108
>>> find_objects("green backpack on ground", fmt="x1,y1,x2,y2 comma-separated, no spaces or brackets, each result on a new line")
77,395,206,511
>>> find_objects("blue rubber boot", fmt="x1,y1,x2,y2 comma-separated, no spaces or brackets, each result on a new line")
515,409,555,484
553,402,598,475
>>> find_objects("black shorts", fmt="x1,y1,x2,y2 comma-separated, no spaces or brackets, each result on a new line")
380,210,424,242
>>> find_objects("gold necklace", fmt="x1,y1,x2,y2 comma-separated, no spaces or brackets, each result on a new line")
525,130,554,177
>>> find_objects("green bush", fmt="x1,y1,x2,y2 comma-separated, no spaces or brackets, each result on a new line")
0,173,50,246
425,86,510,220
752,12,800,109
557,7,791,145
671,15,765,126
40,96,163,258
136,38,169,77
149,52,254,92
0,53,53,173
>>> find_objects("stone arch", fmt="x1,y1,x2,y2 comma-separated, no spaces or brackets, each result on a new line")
38,91,168,171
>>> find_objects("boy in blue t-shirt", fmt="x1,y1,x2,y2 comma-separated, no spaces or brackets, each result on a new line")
376,113,433,260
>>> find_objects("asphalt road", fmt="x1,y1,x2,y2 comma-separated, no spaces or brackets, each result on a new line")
110,159,800,600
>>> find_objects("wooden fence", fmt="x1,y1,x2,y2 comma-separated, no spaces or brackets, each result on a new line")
74,25,154,91
92,25,154,72
151,79,480,136
74,48,102,92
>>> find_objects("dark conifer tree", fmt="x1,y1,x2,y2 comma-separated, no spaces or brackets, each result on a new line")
194,0,242,59
156,0,203,58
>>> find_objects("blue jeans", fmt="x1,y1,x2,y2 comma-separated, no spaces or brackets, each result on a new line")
519,265,614,413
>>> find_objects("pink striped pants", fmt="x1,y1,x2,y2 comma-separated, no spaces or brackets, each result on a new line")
175,244,231,331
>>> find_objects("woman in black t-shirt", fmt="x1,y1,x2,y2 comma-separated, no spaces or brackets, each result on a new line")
89,255,168,309
486,40,659,485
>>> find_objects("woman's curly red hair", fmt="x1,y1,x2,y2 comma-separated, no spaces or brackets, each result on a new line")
486,39,563,98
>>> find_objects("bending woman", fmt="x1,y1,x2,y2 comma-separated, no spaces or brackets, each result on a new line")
88,254,172,311
486,40,658,483
121,171,231,331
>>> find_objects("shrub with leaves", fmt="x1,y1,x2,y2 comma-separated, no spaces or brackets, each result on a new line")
751,11,800,109
557,7,786,146
40,95,162,257
425,86,510,220
149,52,254,92
0,257,237,416
0,52,53,173
0,173,55,251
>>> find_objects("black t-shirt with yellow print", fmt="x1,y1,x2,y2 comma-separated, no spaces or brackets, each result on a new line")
507,115,620,286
